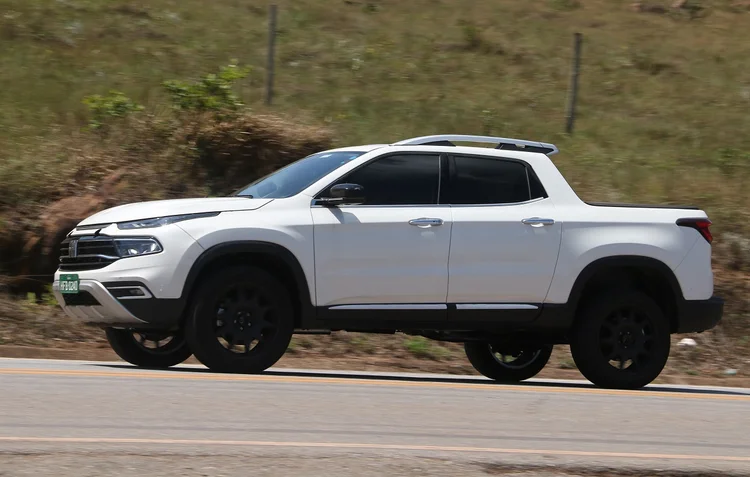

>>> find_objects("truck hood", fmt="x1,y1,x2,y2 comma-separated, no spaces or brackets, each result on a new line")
77,197,273,227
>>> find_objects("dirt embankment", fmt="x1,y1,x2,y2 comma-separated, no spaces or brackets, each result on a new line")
0,113,333,297
0,111,749,386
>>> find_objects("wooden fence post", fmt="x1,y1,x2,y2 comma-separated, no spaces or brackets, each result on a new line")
565,32,583,134
265,4,278,106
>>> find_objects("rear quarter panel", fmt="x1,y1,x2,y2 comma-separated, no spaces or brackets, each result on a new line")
673,237,714,300
546,205,702,303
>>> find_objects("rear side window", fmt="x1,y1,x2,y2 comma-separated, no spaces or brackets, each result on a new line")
449,155,546,205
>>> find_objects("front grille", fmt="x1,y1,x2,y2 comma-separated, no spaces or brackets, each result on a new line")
62,291,101,306
59,236,120,271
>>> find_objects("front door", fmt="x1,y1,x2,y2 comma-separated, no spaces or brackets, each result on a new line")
312,153,452,311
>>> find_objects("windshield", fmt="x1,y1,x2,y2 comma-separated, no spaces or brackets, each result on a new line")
233,150,367,199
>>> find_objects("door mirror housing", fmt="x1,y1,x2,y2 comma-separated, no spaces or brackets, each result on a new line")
322,183,365,205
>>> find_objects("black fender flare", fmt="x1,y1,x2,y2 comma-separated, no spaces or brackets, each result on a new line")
566,255,683,310
179,241,315,325
533,255,684,334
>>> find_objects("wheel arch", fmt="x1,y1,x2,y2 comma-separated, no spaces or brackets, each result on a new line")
179,241,315,328
568,255,684,333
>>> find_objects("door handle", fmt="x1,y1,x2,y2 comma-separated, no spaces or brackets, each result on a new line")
409,218,444,228
522,217,555,227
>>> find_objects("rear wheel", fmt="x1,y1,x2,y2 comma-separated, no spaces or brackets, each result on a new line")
184,266,294,374
570,290,670,390
465,342,553,382
105,328,192,368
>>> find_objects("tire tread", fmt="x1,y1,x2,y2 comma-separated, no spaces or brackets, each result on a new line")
465,342,552,382
184,265,294,374
105,328,192,368
570,289,670,389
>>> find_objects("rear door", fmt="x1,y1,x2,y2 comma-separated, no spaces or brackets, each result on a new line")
446,154,562,317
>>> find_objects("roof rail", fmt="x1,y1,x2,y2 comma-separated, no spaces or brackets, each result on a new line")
393,134,559,156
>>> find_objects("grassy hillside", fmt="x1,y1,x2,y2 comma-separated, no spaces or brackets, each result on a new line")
1,0,750,377
1,0,750,224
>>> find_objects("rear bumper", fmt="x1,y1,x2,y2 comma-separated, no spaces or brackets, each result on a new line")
676,295,724,333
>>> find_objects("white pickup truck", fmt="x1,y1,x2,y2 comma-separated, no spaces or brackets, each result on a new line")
52,134,723,389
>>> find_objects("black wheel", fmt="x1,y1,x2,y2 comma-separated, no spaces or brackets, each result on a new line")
570,290,670,390
105,328,192,368
184,265,294,374
464,342,553,382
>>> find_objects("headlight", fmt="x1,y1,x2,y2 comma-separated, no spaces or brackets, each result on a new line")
114,238,163,258
117,212,220,230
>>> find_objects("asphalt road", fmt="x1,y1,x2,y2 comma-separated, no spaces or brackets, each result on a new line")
1,358,749,476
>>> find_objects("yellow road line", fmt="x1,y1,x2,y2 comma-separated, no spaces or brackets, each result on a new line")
0,436,748,462
1,367,749,401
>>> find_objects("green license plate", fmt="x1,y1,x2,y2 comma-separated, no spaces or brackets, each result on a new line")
59,274,80,294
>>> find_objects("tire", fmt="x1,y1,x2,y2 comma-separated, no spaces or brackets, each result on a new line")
105,328,192,368
570,289,670,390
184,265,294,374
465,342,553,382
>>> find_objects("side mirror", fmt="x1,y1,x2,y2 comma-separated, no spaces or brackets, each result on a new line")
326,183,365,205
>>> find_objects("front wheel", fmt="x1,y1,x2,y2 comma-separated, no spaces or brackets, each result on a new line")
105,328,193,368
184,265,295,374
464,342,553,382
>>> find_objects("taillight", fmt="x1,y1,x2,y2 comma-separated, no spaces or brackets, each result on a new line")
677,218,713,244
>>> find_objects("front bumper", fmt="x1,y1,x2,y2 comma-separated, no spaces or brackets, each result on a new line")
52,279,185,330
676,295,724,333
52,280,145,326
51,223,205,329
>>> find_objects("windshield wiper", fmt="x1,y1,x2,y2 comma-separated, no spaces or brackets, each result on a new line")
236,194,254,198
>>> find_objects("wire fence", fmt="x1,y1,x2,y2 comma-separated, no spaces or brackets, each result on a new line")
260,5,583,133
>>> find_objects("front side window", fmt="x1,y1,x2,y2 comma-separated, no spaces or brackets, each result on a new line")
329,154,441,205
233,151,367,198
450,155,545,205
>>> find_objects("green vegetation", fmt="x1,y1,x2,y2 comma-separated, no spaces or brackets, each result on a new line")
82,90,143,131
404,336,452,360
286,338,298,354
349,335,376,354
558,357,577,370
0,0,749,234
162,60,251,113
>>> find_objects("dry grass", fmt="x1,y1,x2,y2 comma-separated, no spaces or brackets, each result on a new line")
0,111,332,283
0,112,332,211
0,0,746,272
2,0,750,228
0,293,102,347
